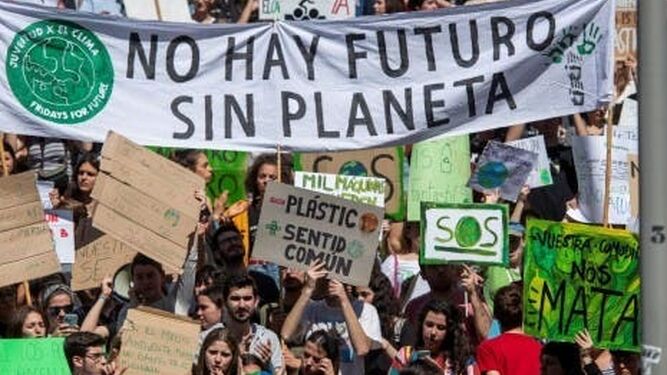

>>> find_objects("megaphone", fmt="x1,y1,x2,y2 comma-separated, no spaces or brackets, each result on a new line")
112,263,132,303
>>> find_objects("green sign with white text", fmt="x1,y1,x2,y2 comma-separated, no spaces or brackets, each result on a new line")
523,219,640,351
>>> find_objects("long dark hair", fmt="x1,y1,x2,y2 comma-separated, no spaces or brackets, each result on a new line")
541,342,585,375
194,328,239,375
172,149,205,172
305,330,340,375
65,152,100,204
6,305,49,338
244,153,293,199
415,300,471,375
367,263,400,340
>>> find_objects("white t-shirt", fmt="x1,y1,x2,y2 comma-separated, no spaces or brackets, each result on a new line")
302,300,382,375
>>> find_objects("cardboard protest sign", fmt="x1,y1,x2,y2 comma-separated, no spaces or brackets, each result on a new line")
92,132,204,272
571,129,636,225
468,141,537,202
44,209,75,264
119,307,200,375
253,182,383,286
615,0,636,60
72,235,137,291
124,0,193,22
506,135,553,188
259,0,356,21
0,172,60,288
0,338,69,374
298,147,404,220
408,136,472,221
295,171,385,207
628,154,638,218
150,147,249,205
523,219,640,351
420,202,508,266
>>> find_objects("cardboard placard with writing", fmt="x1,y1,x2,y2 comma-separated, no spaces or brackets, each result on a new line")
615,0,636,60
408,135,472,221
523,219,640,351
93,132,204,272
259,0,356,21
253,182,383,287
468,141,537,202
506,135,553,188
628,154,638,218
295,171,385,207
119,307,200,375
0,338,69,374
0,172,60,288
420,202,508,266
297,147,404,220
72,235,138,291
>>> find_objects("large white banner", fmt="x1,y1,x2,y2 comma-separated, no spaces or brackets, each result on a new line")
0,0,614,152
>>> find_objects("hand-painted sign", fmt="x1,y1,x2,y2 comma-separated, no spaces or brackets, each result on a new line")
507,135,553,188
420,202,508,265
523,219,640,351
294,171,385,207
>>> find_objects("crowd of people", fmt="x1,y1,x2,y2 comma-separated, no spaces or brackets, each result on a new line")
0,0,640,375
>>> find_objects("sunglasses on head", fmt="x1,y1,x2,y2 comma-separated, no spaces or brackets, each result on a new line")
47,304,73,316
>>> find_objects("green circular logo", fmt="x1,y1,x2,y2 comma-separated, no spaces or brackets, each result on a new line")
6,20,114,124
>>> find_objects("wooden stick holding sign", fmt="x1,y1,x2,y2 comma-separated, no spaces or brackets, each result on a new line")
602,105,615,227
277,144,282,183
0,136,32,306
153,0,162,20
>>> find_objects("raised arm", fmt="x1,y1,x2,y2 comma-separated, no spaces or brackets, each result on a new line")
281,261,327,340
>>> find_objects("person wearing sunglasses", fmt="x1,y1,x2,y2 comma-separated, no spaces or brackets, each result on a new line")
39,283,81,337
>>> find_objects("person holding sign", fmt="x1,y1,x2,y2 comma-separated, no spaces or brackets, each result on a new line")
388,300,478,375
281,261,383,374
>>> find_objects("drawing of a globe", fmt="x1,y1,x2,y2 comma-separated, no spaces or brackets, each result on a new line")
25,37,95,107
339,161,367,176
455,216,481,247
477,161,508,188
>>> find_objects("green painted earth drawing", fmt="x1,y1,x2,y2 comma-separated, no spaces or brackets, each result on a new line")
455,216,482,247
477,161,509,189
339,161,368,177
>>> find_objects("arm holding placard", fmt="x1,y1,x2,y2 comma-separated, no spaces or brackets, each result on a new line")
281,262,327,341
461,265,492,340
80,275,113,338
511,185,530,222
328,278,372,356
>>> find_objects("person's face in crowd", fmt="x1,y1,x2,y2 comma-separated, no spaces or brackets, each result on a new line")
301,340,329,375
356,286,374,304
195,277,213,296
419,0,438,11
47,292,73,326
281,268,305,291
2,150,14,175
422,311,447,353
194,153,213,183
205,339,234,374
73,345,107,375
14,137,28,160
196,294,222,330
0,286,16,321
22,311,46,338
540,354,565,375
225,286,258,323
132,264,165,304
373,0,386,14
77,162,98,195
213,229,245,266
421,264,461,293
256,163,278,196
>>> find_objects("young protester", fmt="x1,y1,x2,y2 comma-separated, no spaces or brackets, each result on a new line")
281,261,383,374
389,300,479,375
6,305,49,338
39,283,81,336
404,264,492,344
540,341,591,375
172,149,213,183
197,283,225,334
80,276,125,341
1,140,16,175
259,267,306,335
64,332,126,375
222,273,284,373
194,328,241,375
373,0,406,15
380,222,424,300
299,330,341,375
476,283,542,375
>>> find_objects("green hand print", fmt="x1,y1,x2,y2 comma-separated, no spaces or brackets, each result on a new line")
577,23,602,56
